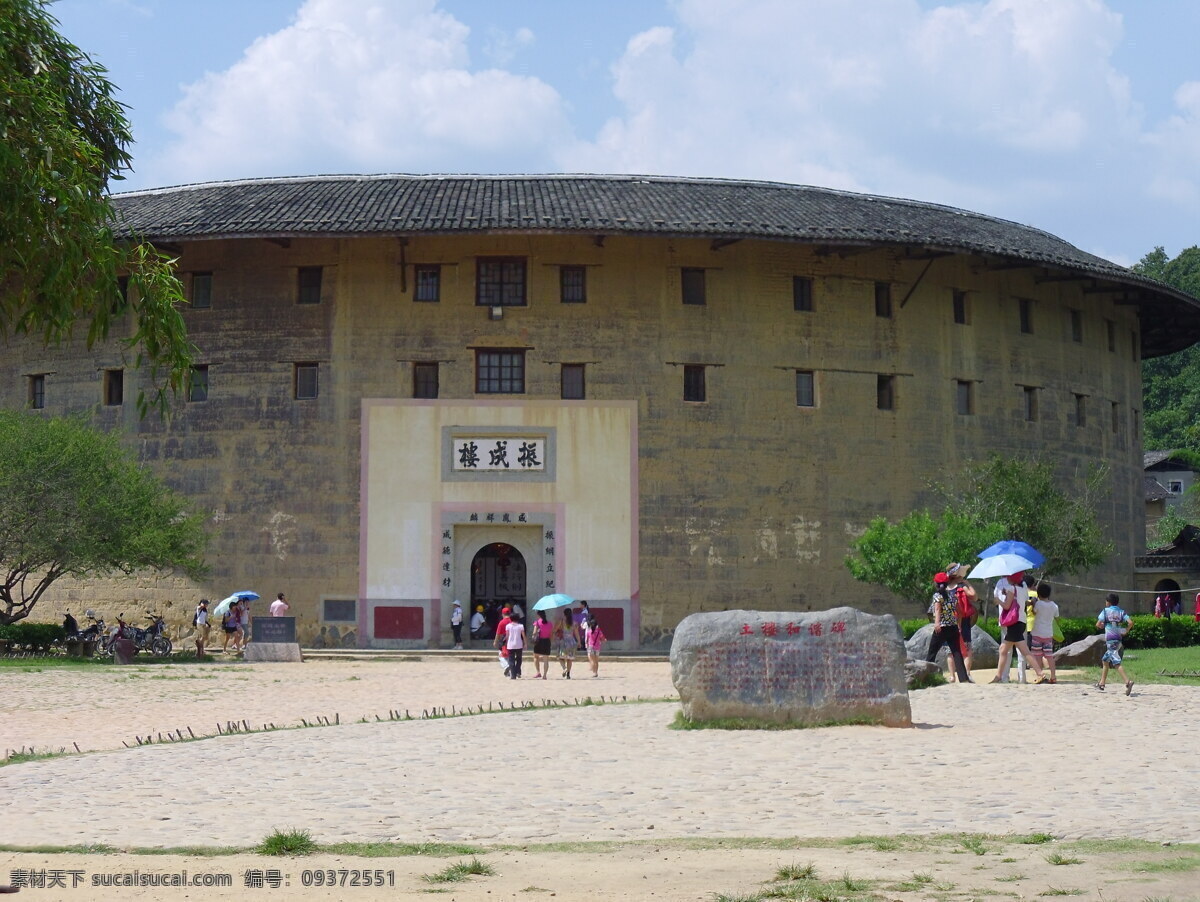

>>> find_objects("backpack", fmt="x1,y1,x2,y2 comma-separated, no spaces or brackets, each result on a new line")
954,585,976,620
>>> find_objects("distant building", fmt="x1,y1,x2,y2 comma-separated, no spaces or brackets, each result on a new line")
5,174,1200,643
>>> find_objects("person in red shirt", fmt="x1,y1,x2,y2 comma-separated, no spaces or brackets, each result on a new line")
494,607,513,676
1194,592,1200,623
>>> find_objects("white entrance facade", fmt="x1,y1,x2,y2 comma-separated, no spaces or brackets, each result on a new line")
358,400,639,648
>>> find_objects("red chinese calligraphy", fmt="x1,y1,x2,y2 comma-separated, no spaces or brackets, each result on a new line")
761,622,778,637
808,622,823,636
786,621,801,635
831,621,846,633
740,623,753,635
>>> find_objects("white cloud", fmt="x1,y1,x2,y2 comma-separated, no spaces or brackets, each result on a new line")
146,0,569,185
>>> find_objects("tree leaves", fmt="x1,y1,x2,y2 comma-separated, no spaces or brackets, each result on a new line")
0,0,193,414
0,411,209,625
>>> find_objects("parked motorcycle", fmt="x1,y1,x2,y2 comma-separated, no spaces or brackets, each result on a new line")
63,610,107,649
103,611,172,657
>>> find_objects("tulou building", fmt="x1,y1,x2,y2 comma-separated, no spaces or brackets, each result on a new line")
6,174,1200,648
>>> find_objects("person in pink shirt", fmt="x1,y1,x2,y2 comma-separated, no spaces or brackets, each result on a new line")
269,593,290,617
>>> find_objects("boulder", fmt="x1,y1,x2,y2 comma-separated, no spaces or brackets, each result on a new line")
905,623,1000,671
670,607,911,728
904,658,943,688
1054,633,1107,666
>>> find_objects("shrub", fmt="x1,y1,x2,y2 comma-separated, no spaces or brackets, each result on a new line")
0,621,65,651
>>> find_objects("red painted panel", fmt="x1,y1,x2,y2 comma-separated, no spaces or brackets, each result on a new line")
591,607,624,641
374,606,424,640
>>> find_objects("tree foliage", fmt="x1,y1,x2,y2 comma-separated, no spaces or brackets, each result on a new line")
1135,246,1200,452
0,411,209,625
846,455,1113,606
0,0,192,412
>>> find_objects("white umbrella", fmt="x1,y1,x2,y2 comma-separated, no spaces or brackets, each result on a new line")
212,591,258,620
966,553,1036,581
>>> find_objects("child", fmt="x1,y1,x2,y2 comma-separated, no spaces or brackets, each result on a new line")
1096,592,1134,695
1028,582,1059,683
584,616,606,678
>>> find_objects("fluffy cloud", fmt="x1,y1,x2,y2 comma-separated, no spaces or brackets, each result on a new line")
146,0,569,185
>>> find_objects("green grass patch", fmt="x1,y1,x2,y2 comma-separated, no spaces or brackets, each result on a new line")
774,862,817,882
1,748,68,766
420,857,494,884
909,669,948,690
671,711,881,731
1039,888,1084,896
256,828,317,856
1017,832,1056,844
1045,852,1083,866
960,836,989,855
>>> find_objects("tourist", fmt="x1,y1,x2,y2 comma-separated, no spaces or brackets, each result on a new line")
946,562,977,675
450,600,464,649
555,607,579,678
1195,590,1200,623
926,572,971,683
576,601,591,650
220,603,239,653
990,571,1047,684
237,599,252,651
494,606,513,676
504,611,526,679
193,598,210,657
1028,582,1059,683
584,615,606,677
531,609,553,678
1096,592,1134,695
470,604,487,639
269,593,289,617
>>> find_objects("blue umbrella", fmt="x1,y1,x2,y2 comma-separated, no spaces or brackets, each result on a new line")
978,540,1045,568
966,553,1036,581
533,593,575,611
212,591,260,620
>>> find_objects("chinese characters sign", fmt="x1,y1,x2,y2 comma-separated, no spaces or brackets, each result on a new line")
452,437,545,472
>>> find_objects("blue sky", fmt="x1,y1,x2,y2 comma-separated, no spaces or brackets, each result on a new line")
53,0,1200,267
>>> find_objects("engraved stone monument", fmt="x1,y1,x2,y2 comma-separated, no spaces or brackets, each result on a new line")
671,607,911,727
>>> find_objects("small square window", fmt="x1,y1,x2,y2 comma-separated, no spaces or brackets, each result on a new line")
294,363,318,400
188,365,209,403
877,374,895,410
103,369,124,406
1070,309,1083,343
953,290,968,324
190,272,212,309
1169,480,1184,495
28,374,45,410
560,266,587,304
117,275,130,304
415,265,441,302
1110,401,1119,434
956,380,974,415
477,258,527,306
561,364,586,399
476,350,525,393
793,276,813,312
1133,408,1140,434
681,268,706,306
796,370,815,407
1022,385,1038,422
413,362,439,399
874,282,892,318
683,365,706,402
1019,298,1033,334
1074,393,1086,427
297,266,323,305
1106,319,1116,352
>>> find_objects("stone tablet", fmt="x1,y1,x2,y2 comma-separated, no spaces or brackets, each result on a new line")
671,607,911,728
253,616,296,643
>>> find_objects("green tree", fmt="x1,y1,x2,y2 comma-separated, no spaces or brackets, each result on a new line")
846,455,1113,606
0,411,209,625
1135,246,1200,451
0,0,192,413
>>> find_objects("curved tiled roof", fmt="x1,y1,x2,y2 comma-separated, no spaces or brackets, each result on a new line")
109,173,1200,356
